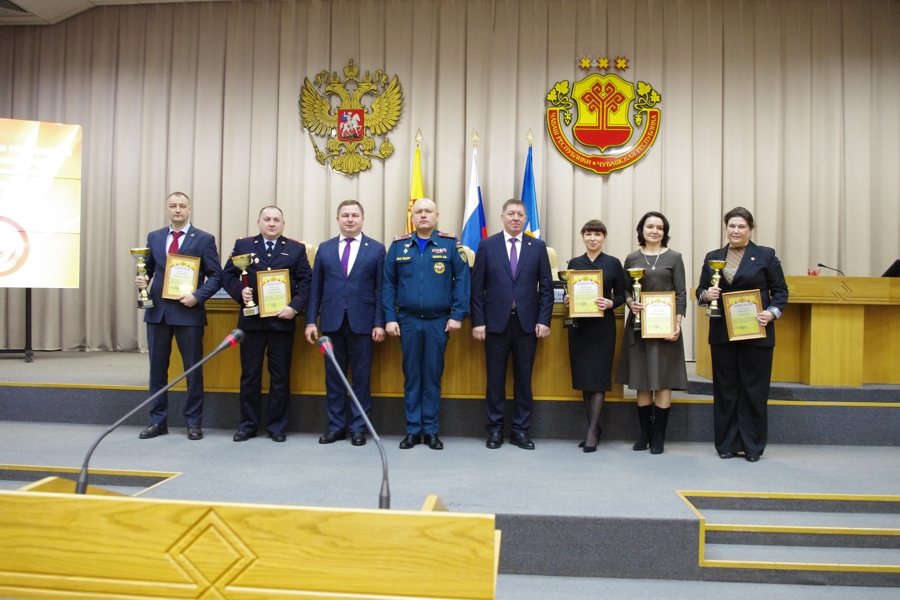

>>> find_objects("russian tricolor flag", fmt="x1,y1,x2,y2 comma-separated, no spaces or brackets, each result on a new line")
461,147,487,252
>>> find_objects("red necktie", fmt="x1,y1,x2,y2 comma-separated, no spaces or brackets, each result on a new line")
168,231,183,254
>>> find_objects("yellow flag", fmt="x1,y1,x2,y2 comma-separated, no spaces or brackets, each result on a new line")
407,146,424,234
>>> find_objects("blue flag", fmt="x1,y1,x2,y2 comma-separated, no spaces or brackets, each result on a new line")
522,146,540,238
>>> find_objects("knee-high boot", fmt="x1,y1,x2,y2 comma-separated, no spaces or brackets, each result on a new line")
650,406,670,455
633,404,653,451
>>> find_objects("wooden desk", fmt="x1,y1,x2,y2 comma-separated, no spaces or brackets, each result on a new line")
169,302,626,400
694,277,900,386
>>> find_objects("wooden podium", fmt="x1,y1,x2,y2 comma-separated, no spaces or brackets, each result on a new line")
168,302,626,400
0,478,500,600
695,277,900,386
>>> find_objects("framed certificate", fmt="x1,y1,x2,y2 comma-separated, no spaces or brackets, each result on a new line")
257,269,291,317
722,289,766,341
161,254,200,300
640,291,676,338
564,270,603,318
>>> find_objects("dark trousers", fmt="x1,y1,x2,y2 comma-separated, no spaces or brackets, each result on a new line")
238,329,294,435
398,313,449,435
711,342,774,457
484,314,537,435
147,322,204,427
324,315,374,433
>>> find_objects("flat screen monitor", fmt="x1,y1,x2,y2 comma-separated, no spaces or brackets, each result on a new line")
0,118,82,288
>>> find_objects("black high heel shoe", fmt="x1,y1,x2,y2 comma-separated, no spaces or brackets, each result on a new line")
580,425,602,451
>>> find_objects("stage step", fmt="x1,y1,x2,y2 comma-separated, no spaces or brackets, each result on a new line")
682,492,900,578
704,543,900,568
701,509,900,529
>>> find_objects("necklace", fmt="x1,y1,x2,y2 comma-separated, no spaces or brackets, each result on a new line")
642,251,660,270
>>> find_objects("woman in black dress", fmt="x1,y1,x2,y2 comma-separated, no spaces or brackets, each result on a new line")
564,220,626,453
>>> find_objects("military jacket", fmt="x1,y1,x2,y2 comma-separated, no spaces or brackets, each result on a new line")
383,230,470,321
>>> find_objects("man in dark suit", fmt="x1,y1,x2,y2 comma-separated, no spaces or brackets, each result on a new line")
134,192,222,441
305,200,386,447
471,199,554,450
221,206,311,443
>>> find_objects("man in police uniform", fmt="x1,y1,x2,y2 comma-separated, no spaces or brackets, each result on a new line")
221,206,311,443
383,198,470,450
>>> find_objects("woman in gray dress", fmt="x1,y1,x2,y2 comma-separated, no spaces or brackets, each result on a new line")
615,212,688,454
564,220,626,453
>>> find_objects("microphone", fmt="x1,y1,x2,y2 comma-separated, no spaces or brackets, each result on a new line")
817,263,845,276
317,336,391,509
75,330,244,494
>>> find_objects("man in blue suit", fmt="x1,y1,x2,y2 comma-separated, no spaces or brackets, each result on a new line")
305,200,386,446
221,206,311,443
471,199,554,450
134,192,222,441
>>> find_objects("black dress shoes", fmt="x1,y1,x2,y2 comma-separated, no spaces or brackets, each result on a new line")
351,432,366,446
486,432,503,449
399,434,421,449
270,431,286,443
233,430,257,442
718,452,736,459
139,423,168,439
187,426,203,441
425,434,443,450
745,454,760,462
510,432,535,450
319,430,347,444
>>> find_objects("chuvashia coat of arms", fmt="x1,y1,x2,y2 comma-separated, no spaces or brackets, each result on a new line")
300,60,403,175
546,68,661,174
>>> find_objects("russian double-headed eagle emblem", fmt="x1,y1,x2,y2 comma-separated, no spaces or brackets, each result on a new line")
299,60,403,175
546,61,661,174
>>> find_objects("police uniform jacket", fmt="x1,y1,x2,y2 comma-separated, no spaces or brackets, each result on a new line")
383,231,470,322
221,234,312,332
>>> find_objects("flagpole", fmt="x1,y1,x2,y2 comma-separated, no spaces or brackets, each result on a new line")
522,128,541,239
407,129,424,234
462,129,487,252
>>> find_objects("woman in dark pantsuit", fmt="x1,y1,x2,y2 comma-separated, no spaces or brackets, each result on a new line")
696,207,788,462
563,220,626,453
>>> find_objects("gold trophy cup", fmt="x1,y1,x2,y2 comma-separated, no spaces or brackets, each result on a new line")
626,268,645,332
705,259,727,318
232,253,260,316
130,248,153,309
558,270,577,329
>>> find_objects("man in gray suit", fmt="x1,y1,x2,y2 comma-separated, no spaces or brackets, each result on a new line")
305,200,386,446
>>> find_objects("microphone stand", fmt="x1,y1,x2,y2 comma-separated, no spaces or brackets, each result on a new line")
817,263,845,276
318,336,391,509
74,330,243,494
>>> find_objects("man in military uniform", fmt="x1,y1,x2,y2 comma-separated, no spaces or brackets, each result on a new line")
383,198,470,450
221,206,311,443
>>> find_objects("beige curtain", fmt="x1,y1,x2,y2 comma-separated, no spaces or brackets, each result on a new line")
0,0,898,358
